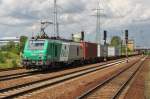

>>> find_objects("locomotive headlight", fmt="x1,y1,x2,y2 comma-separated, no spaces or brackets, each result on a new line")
39,54,43,56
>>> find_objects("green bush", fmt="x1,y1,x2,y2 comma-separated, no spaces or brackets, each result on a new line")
0,56,6,63
0,52,6,63
5,52,11,58
0,39,24,69
12,59,17,68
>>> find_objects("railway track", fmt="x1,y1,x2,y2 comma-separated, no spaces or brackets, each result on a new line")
0,58,130,99
0,70,40,81
78,57,147,99
0,67,23,72
0,60,123,82
0,57,130,83
0,56,138,82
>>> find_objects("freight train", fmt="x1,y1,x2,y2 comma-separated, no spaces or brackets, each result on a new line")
22,38,136,70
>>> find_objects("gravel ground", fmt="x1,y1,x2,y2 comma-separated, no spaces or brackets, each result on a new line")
21,57,140,99
121,57,150,99
83,58,142,99
144,58,150,99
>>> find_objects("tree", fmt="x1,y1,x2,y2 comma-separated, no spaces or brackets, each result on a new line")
1,41,20,54
110,36,121,47
20,36,28,53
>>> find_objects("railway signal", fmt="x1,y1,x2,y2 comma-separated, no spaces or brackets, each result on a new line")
125,30,128,41
104,30,107,61
81,31,85,41
125,30,129,63
103,30,107,41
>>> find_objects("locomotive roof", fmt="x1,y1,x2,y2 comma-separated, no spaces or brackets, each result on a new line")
30,38,80,43
30,38,99,45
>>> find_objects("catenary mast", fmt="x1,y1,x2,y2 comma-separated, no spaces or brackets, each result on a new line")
95,2,101,44
95,0,104,44
54,0,59,38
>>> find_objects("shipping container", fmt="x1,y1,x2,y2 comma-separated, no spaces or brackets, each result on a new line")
108,46,121,57
67,42,83,62
81,42,97,60
97,44,108,57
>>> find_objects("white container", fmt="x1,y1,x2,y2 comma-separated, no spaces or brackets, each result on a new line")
108,47,120,57
97,44,108,57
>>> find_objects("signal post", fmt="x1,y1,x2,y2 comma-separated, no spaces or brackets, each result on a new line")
125,30,129,63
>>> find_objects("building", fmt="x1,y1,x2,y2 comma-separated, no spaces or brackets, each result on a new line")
0,37,20,47
72,31,84,42
127,40,135,52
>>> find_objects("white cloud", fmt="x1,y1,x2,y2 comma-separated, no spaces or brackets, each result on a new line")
0,0,149,47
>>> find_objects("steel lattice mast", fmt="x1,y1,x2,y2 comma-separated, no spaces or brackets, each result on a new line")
54,0,59,38
96,6,101,44
95,1,104,44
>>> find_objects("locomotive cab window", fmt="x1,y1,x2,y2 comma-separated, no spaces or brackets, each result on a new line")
28,40,45,50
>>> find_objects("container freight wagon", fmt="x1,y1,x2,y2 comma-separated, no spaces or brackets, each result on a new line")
108,47,121,57
81,42,97,63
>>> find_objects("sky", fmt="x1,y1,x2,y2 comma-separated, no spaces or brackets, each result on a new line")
0,0,150,48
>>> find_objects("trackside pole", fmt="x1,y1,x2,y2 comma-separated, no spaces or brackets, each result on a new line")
104,30,107,62
125,30,129,63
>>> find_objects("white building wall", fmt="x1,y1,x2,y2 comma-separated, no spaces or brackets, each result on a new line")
0,37,20,47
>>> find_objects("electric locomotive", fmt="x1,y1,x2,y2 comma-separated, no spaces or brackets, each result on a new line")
22,38,83,69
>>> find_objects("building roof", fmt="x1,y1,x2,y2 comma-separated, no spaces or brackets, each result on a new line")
0,37,20,41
